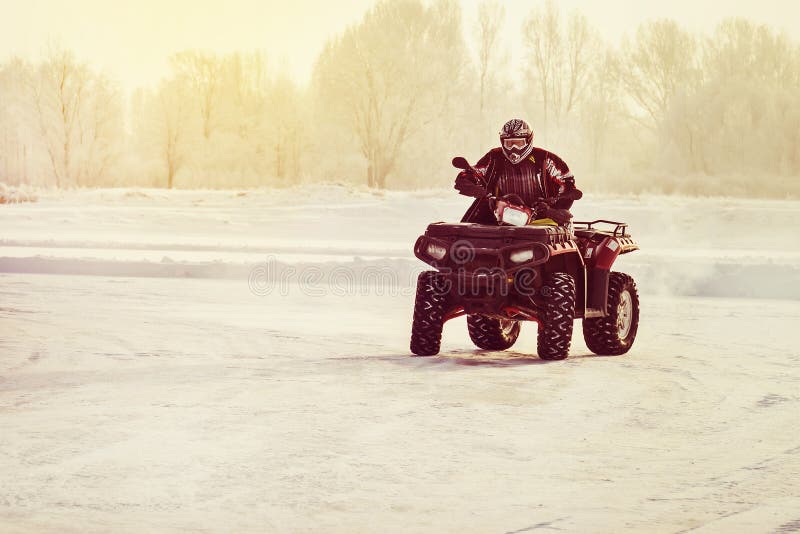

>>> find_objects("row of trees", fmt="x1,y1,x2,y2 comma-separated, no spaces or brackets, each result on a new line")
1,0,798,197
131,51,305,188
0,51,122,188
516,2,800,195
0,49,305,189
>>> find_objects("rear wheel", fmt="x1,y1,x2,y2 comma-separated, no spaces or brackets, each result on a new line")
537,272,576,360
410,271,449,356
583,272,639,355
467,315,521,351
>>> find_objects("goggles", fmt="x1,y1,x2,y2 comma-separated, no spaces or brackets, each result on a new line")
502,137,529,150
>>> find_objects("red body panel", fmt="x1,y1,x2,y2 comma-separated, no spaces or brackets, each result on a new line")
591,237,622,270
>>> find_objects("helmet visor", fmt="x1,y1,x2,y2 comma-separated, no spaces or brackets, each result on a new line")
503,137,529,150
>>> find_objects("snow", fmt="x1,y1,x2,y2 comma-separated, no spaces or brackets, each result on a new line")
1,187,799,531
2,187,799,299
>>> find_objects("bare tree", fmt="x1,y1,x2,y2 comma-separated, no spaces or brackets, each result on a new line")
472,0,507,150
616,19,699,128
266,75,303,182
522,1,597,134
29,47,89,187
24,46,122,187
0,59,35,185
475,0,505,116
158,82,189,189
313,0,468,188
75,75,122,186
215,52,270,183
171,51,222,140
580,51,620,170
222,52,269,142
523,0,560,132
133,80,191,189
565,12,596,116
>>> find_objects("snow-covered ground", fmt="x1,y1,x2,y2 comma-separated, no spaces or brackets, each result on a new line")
1,187,799,532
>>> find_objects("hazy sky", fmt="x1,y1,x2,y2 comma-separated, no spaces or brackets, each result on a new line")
2,0,799,90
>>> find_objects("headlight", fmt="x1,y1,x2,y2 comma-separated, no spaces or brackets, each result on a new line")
426,243,447,260
501,207,530,226
509,249,535,263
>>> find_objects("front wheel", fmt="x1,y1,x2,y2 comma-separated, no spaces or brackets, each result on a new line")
583,272,639,355
537,272,576,360
467,315,520,351
410,271,449,356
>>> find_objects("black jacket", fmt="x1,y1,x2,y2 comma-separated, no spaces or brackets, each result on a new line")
461,147,578,223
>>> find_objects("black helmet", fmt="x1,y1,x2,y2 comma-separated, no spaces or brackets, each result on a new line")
499,119,534,164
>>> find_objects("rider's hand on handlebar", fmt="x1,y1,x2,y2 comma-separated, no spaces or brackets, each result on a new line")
454,171,487,198
534,200,572,224
534,200,551,215
546,208,573,225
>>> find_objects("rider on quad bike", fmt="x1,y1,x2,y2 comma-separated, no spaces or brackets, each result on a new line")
409,118,640,360
455,118,581,227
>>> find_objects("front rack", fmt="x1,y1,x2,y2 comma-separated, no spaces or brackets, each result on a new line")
573,219,630,237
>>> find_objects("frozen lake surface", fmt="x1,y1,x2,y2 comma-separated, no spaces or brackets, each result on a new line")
1,188,799,532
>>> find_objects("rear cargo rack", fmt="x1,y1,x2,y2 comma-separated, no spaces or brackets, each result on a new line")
573,220,630,237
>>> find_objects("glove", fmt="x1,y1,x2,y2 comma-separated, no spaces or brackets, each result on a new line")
544,207,572,225
454,171,486,198
534,201,572,225
533,201,550,218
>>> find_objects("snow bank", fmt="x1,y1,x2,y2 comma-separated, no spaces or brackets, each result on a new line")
0,183,38,204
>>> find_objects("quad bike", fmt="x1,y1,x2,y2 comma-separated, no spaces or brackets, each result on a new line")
409,157,640,360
